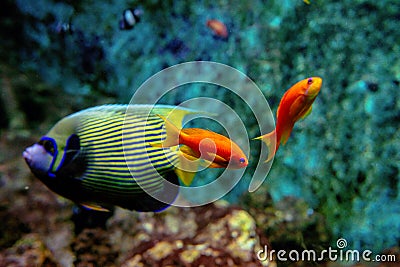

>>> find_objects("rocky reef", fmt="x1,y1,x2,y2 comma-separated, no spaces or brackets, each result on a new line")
0,145,273,266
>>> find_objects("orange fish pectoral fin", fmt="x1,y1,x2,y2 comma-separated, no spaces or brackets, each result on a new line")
300,105,312,120
179,145,199,158
204,161,226,168
206,152,228,164
149,114,182,148
253,130,277,162
289,95,306,119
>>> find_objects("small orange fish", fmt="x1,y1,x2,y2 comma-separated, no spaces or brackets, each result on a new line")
255,77,322,162
206,19,228,38
151,114,248,181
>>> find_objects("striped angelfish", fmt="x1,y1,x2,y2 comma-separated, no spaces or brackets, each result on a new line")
23,104,200,212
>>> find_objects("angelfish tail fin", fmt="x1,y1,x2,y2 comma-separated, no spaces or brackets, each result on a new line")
253,129,278,162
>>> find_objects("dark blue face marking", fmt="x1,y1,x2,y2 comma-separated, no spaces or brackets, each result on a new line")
55,134,81,173
39,137,56,156
39,137,58,177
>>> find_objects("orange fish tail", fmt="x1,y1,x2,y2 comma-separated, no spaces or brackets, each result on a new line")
254,129,279,162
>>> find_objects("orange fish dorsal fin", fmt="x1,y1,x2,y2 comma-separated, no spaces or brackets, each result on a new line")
181,128,221,139
254,129,277,162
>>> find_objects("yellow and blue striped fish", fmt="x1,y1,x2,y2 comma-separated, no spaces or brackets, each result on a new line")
23,104,199,212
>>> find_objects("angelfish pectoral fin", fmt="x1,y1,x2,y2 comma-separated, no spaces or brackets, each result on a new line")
149,141,163,148
175,168,197,186
174,152,199,186
253,129,277,162
80,203,111,212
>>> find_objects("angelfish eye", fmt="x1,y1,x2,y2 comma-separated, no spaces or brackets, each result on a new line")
239,157,246,164
39,139,55,156
307,78,313,84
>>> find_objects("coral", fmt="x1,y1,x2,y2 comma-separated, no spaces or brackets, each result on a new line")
117,203,272,266
241,187,331,265
71,228,119,267
0,234,58,267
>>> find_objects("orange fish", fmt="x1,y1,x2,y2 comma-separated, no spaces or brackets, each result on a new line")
255,77,322,162
151,114,248,183
206,19,228,38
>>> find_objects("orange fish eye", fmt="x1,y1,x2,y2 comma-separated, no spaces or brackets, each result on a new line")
239,157,246,164
307,78,313,84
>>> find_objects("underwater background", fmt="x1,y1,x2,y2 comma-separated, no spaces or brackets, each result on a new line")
0,0,399,266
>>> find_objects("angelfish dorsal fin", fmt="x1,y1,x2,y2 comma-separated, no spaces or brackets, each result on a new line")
149,114,184,148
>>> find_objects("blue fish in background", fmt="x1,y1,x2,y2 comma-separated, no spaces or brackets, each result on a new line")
23,104,200,212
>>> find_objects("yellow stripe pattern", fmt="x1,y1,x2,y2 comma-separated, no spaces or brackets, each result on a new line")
72,106,179,197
